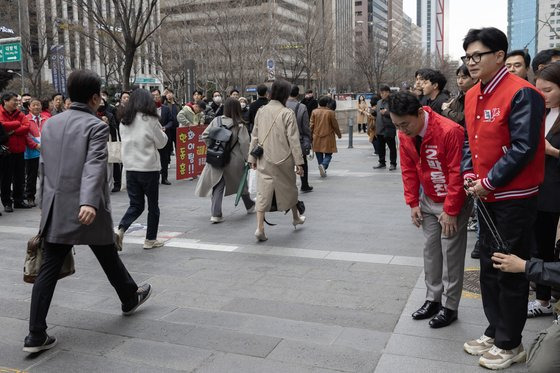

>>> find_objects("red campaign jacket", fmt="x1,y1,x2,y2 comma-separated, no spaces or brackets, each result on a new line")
0,105,30,154
462,67,545,202
24,113,49,149
399,107,466,216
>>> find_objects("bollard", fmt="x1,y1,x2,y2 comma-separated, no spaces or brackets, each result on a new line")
348,117,354,149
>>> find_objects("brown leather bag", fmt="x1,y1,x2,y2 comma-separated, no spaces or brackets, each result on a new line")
23,232,75,283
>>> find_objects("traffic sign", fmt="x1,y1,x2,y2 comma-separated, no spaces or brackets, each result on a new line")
0,43,21,63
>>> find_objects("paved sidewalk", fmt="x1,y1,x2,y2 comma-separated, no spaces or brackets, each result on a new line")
0,133,553,372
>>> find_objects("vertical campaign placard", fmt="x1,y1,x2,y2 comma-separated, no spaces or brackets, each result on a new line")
176,126,207,180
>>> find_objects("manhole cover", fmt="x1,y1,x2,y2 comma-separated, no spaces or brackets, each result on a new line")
463,268,481,297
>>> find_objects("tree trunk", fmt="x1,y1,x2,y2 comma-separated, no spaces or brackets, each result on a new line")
122,47,136,91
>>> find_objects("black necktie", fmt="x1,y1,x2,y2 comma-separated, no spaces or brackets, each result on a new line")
415,135,422,155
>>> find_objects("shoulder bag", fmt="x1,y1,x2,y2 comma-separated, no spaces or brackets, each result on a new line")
23,231,75,283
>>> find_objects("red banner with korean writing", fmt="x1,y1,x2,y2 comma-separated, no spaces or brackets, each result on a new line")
176,126,207,180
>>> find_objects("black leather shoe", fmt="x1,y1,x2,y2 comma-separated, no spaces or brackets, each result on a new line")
412,300,441,320
389,164,397,171
111,186,121,193
161,180,171,185
429,307,458,328
373,164,386,169
471,240,481,259
14,201,32,209
301,186,314,193
23,334,57,353
4,205,14,213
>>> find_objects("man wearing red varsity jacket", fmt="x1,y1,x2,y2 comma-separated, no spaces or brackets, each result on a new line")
389,92,471,329
461,28,546,370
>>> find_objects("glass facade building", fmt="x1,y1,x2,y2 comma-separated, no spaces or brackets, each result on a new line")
507,0,538,57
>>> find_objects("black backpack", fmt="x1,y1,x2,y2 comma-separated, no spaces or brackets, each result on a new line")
206,117,237,168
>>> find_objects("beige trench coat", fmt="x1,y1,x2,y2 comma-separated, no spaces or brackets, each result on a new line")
357,101,368,123
247,100,304,212
195,116,250,197
310,107,342,153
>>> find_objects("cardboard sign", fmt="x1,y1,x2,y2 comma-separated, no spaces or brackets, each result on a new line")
176,126,207,180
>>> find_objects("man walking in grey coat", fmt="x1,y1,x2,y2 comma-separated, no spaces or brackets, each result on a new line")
23,70,152,353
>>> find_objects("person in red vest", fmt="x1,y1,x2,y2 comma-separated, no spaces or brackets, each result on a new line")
24,98,49,206
461,27,546,370
0,92,31,212
389,91,470,329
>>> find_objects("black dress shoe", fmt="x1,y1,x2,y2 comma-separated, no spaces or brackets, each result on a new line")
14,201,32,209
412,300,441,320
301,186,314,193
373,164,386,169
23,334,57,353
429,307,458,328
389,164,397,171
161,180,172,185
111,186,121,193
4,205,14,213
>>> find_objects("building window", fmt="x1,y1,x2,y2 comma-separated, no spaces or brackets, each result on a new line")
355,1,362,5
356,11,362,16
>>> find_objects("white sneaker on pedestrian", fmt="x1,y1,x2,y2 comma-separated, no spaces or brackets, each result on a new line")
527,299,553,318
115,227,125,252
464,334,495,356
143,239,164,249
318,164,326,178
246,204,256,214
478,344,526,370
210,216,224,224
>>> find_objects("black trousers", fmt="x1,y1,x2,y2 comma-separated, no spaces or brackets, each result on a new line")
113,163,122,189
534,210,560,301
159,138,173,182
0,152,25,206
119,171,160,240
29,241,138,339
300,155,310,189
24,157,39,201
478,196,537,350
377,134,397,166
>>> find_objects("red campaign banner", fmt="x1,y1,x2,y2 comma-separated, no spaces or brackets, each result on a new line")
176,126,207,180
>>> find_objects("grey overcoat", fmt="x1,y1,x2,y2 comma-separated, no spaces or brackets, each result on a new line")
39,102,114,245
247,100,304,212
195,116,250,197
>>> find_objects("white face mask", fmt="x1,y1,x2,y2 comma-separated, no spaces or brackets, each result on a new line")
240,103,247,109
213,96,222,105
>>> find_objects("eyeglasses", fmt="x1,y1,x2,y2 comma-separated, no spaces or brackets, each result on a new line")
461,50,496,64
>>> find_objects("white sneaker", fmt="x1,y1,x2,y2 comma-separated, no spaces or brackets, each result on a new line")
114,227,125,252
143,239,164,250
527,299,553,318
479,344,526,370
464,335,495,356
318,164,326,178
246,204,256,214
210,216,224,224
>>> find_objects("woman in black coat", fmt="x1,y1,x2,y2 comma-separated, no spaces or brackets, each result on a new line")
521,62,560,318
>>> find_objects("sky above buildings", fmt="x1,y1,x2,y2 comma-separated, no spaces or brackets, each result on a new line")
403,0,508,61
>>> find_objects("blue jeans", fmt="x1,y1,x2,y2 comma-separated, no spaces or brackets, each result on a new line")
316,152,333,169
119,171,160,240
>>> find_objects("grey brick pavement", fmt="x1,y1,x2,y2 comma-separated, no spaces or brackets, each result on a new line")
0,134,553,372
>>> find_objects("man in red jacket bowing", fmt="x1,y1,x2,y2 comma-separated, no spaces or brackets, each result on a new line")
389,92,471,329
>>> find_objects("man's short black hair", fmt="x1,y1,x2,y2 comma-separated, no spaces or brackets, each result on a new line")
506,50,531,68
230,89,239,96
306,89,313,94
121,90,130,97
290,85,300,97
415,68,433,79
51,92,63,100
387,92,422,116
193,90,203,96
318,96,330,107
1,92,18,105
531,49,560,73
423,70,447,91
22,93,31,98
379,84,391,92
150,88,161,95
463,27,508,55
257,84,268,97
67,70,102,104
101,90,109,96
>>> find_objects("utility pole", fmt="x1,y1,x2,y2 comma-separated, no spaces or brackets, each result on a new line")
17,0,25,94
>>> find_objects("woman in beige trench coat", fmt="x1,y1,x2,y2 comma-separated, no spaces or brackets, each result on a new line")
247,80,306,241
195,98,255,223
